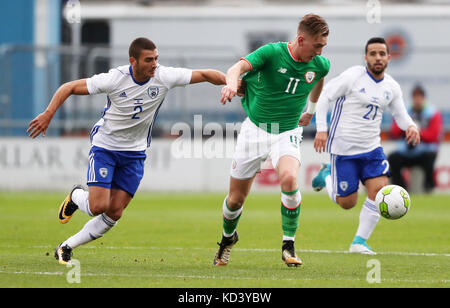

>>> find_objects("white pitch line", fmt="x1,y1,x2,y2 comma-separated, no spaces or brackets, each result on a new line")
25,245,450,258
0,270,448,284
1,244,448,258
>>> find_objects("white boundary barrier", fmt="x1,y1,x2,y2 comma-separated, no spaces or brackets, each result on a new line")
0,137,449,192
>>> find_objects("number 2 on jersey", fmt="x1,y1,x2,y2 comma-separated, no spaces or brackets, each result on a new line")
131,106,143,119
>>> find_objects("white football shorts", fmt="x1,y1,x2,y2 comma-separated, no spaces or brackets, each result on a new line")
230,117,303,179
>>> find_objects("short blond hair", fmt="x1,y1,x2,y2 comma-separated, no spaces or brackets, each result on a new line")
298,14,329,37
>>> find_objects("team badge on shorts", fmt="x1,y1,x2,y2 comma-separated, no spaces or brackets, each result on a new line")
99,168,108,178
147,86,159,99
304,71,316,84
339,181,348,192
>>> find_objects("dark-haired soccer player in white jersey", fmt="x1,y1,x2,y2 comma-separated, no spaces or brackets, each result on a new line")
28,37,228,264
312,37,420,254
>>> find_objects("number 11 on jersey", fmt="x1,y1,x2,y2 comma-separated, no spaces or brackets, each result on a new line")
285,77,300,94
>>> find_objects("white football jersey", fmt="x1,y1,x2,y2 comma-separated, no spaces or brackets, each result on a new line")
315,65,415,156
86,64,192,151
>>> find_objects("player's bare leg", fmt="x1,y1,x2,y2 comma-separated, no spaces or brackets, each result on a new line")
276,156,303,267
214,176,254,266
88,186,112,215
55,187,132,264
350,176,388,255
106,188,133,221
335,193,359,210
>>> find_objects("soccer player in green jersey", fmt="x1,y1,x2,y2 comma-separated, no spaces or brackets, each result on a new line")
213,14,330,267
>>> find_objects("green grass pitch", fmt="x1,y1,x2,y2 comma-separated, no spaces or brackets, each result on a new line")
0,192,449,288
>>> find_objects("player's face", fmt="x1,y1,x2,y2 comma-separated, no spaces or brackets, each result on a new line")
365,43,390,76
133,49,159,79
298,33,328,62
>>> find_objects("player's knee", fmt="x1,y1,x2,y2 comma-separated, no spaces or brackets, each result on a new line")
227,194,246,210
278,170,298,192
337,197,357,210
89,198,110,215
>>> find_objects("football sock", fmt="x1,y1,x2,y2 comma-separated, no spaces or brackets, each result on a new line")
72,188,94,217
222,196,243,238
280,188,301,241
354,198,380,242
63,213,117,249
325,174,337,203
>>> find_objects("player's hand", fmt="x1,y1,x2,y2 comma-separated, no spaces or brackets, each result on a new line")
220,85,237,105
237,79,246,97
27,110,53,138
298,112,313,126
314,131,328,153
405,125,420,146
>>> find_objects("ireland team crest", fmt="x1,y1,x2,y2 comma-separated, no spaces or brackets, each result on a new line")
147,86,159,99
304,71,316,84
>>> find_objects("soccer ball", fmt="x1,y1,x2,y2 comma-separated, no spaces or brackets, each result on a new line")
375,185,411,220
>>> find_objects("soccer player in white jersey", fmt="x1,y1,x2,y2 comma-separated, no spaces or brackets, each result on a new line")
27,38,228,264
311,37,420,254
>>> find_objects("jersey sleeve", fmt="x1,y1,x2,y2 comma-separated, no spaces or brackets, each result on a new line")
242,44,275,71
321,66,360,101
86,68,121,94
315,93,331,132
159,66,193,89
388,82,416,131
316,56,331,79
315,66,360,132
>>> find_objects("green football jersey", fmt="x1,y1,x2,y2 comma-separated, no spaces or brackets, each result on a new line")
241,42,330,133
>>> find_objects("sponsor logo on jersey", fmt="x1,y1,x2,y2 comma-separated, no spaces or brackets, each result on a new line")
278,67,287,74
147,86,159,99
99,168,108,178
304,71,316,84
339,181,348,191
119,91,127,98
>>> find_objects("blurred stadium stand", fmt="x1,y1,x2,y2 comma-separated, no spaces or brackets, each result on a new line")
1,0,450,140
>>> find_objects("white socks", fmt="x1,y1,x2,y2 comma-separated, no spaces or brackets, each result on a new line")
222,197,243,238
72,188,94,217
63,213,117,249
281,189,302,242
324,174,337,203
355,198,380,240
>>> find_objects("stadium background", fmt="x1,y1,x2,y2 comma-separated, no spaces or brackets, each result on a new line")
0,0,449,193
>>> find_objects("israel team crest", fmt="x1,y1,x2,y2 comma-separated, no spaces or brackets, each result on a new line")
339,181,348,192
304,71,316,84
99,168,108,178
147,86,159,99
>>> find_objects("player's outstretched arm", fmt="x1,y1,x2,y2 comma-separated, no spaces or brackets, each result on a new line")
221,60,251,105
27,79,89,138
190,69,226,85
298,78,324,126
